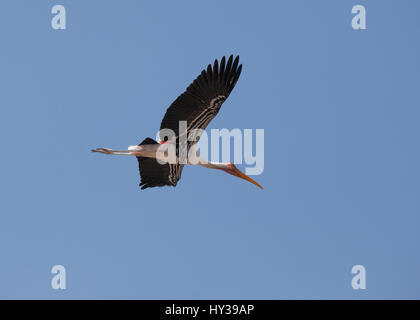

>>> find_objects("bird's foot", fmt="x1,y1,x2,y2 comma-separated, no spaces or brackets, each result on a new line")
91,148,112,154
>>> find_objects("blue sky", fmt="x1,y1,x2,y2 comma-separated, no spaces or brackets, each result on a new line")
0,0,419,299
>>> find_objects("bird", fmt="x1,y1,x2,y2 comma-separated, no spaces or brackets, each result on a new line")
92,55,263,190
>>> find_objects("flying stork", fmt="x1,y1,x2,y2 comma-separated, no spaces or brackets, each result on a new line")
92,55,263,190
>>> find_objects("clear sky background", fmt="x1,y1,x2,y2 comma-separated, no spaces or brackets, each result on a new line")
0,0,419,299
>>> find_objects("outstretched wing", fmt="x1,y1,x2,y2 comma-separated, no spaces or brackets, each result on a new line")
159,55,242,143
136,138,184,190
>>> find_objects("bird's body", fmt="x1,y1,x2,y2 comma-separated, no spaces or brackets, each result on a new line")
92,55,263,190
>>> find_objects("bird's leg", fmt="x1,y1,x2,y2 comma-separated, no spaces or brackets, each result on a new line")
92,144,162,158
91,148,134,155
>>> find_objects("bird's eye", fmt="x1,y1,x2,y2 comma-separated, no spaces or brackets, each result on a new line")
164,136,168,141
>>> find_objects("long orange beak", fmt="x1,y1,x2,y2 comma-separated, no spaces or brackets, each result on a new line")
226,163,263,190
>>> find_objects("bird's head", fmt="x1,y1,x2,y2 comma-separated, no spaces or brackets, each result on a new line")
222,163,263,190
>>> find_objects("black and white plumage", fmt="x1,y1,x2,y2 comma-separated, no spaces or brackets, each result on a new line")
92,55,263,190
136,138,184,190
159,55,242,144
140,55,241,189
